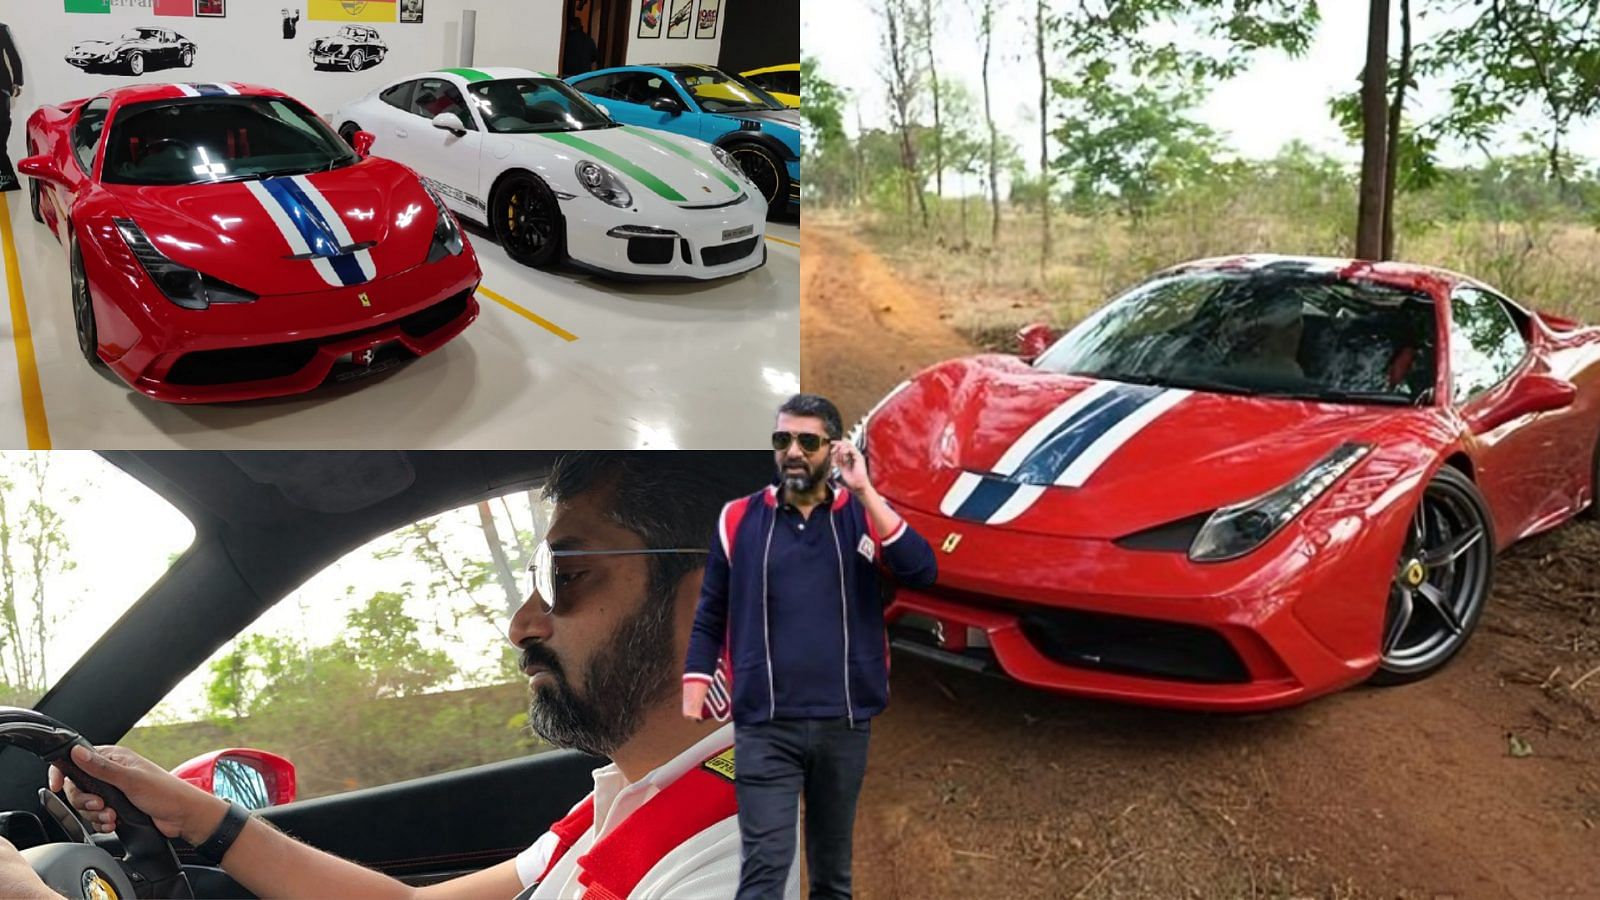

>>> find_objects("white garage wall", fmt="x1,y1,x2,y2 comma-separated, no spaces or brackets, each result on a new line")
0,0,561,170
623,0,723,66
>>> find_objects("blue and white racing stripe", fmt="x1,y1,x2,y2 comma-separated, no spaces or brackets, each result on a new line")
174,83,240,97
243,176,377,289
940,382,1192,525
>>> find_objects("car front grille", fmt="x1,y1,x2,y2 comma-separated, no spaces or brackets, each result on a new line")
626,236,676,265
701,236,759,267
164,288,471,386
1017,608,1251,684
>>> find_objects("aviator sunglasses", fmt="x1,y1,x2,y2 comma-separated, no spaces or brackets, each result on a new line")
526,540,708,613
772,431,829,453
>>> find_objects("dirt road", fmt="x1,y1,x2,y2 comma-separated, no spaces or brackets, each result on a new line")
801,223,1600,898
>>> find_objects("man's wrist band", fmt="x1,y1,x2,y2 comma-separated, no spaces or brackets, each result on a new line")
194,799,250,866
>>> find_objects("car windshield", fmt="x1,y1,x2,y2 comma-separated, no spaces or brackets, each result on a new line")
122,29,155,41
0,452,194,709
101,96,360,186
1034,266,1439,406
467,78,614,133
338,26,362,39
671,68,782,113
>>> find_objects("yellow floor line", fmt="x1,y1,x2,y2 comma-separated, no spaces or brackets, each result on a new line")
477,285,578,343
765,235,800,249
0,198,51,449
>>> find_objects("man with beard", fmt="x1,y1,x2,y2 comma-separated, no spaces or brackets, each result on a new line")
20,451,797,900
682,394,938,899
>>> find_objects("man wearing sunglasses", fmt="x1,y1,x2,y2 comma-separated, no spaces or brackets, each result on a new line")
682,394,938,899
38,452,798,900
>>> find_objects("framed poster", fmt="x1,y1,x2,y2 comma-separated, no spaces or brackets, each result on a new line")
195,0,225,17
637,0,661,39
666,0,691,38
694,0,718,39
400,0,423,23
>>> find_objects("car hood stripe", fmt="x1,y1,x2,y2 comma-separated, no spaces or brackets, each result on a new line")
533,132,687,202
619,126,741,193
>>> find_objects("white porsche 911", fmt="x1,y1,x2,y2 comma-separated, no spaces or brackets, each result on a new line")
331,67,768,280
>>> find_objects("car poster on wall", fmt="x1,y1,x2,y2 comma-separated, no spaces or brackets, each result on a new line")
400,0,422,24
637,0,661,39
309,0,397,23
666,0,691,39
310,24,388,71
65,26,197,75
694,0,719,39
196,0,224,16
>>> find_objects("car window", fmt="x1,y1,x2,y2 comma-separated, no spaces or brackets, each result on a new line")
379,81,414,111
468,79,612,133
772,70,799,95
410,79,477,130
72,98,111,175
573,73,615,99
604,72,678,106
126,489,553,802
672,68,779,112
0,452,194,708
102,96,359,186
1450,286,1527,405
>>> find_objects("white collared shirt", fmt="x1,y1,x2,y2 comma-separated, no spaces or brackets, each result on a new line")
514,724,800,899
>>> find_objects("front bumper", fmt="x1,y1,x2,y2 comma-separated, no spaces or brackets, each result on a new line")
562,193,768,280
92,248,481,404
884,502,1398,712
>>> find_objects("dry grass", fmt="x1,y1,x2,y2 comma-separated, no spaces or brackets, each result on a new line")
835,203,1600,350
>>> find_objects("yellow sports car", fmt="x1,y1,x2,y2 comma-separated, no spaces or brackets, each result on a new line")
740,63,798,108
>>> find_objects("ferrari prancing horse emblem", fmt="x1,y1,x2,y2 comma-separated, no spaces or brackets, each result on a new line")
942,532,963,554
359,292,372,308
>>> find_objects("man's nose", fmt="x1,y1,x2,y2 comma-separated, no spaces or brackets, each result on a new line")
506,590,553,647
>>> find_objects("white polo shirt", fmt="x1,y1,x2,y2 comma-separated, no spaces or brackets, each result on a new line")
514,724,800,899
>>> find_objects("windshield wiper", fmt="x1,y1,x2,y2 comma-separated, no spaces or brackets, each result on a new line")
1262,388,1416,406
1080,370,1255,396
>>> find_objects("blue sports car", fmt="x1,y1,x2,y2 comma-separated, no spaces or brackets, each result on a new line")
567,64,799,215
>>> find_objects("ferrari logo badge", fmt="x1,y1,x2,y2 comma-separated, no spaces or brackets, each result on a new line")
942,532,963,554
354,348,376,367
81,869,118,900
359,292,372,308
1404,560,1426,586
701,746,735,781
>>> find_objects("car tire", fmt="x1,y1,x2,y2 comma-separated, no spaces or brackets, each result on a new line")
69,238,103,369
724,141,789,216
1369,466,1493,686
181,47,194,67
127,51,144,76
491,172,563,269
349,50,366,72
338,121,362,148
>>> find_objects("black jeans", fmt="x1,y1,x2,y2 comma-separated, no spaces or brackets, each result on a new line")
734,717,872,900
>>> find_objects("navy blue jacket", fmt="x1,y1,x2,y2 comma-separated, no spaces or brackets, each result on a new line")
684,482,938,725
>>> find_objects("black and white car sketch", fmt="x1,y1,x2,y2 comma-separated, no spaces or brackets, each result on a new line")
65,27,196,76
310,25,387,72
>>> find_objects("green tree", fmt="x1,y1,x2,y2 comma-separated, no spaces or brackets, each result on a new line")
0,454,80,704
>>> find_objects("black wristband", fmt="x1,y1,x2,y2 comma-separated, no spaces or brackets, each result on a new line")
194,799,250,866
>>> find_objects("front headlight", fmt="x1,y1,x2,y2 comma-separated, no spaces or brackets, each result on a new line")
422,184,464,264
101,51,119,62
115,219,256,310
712,146,752,187
575,161,633,209
1188,443,1372,562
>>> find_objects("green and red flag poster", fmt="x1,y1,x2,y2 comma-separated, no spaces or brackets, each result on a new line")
64,0,110,13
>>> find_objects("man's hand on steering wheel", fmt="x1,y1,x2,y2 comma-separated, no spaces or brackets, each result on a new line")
49,744,226,846
0,837,56,899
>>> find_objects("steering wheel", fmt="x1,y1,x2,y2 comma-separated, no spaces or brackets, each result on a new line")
138,138,192,163
0,707,191,899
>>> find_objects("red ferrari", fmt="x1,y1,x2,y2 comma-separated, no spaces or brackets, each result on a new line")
20,81,480,403
856,255,1600,711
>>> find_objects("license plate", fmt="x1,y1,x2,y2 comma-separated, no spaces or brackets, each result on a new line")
721,225,753,242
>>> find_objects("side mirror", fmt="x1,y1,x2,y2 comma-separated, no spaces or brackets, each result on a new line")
1467,372,1576,435
648,96,681,115
430,112,467,136
1016,322,1058,361
17,155,65,187
351,129,376,159
171,749,297,811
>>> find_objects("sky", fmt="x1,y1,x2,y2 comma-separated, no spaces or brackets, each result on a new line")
803,0,1600,185
0,452,538,726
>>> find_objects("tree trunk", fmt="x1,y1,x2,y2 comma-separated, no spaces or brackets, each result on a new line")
980,0,1000,245
1356,0,1390,261
1035,0,1051,276
922,0,944,211
1381,0,1411,261
884,2,928,228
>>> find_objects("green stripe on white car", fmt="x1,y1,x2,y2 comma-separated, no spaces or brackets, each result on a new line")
437,67,494,82
535,132,687,202
620,126,741,193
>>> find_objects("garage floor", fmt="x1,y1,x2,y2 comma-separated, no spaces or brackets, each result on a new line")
0,190,798,449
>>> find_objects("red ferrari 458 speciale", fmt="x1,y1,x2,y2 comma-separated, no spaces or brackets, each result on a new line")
856,255,1600,712
21,81,481,403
